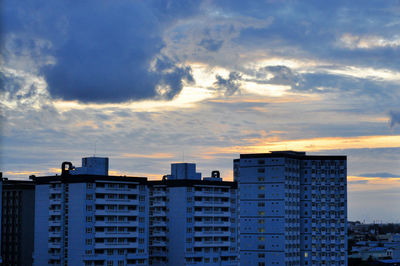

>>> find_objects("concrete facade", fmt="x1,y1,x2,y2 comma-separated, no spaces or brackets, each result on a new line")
148,163,238,265
32,159,149,266
235,151,347,266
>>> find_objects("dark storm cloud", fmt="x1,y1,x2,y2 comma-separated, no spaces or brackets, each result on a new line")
214,72,242,96
389,111,400,128
2,0,199,103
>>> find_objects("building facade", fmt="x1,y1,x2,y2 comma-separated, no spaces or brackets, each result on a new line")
31,159,238,266
148,163,238,265
1,179,35,266
234,151,347,266
0,176,2,264
32,158,149,266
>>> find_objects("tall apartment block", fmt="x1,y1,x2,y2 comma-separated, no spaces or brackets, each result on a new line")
0,176,2,264
32,157,149,266
234,151,347,266
1,179,35,266
148,163,238,265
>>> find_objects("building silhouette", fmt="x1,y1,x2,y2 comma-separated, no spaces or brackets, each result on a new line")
1,179,35,265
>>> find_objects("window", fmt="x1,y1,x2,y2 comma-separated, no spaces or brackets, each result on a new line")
86,216,92,222
86,228,92,233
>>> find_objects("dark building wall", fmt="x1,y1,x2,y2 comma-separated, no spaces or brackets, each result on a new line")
1,181,35,266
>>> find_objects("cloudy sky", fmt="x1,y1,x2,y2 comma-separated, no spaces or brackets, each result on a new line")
1,0,400,222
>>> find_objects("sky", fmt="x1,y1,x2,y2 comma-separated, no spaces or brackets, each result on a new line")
1,0,400,223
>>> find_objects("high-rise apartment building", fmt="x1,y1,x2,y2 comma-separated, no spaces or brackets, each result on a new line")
0,176,2,264
32,158,149,266
1,179,35,266
148,163,238,265
234,151,347,266
31,159,239,266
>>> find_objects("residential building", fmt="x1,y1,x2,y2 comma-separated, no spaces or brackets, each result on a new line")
32,158,149,266
1,179,35,266
0,175,2,264
148,163,238,265
234,151,347,266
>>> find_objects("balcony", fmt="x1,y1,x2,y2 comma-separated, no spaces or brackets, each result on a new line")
194,220,230,227
194,200,230,207
194,211,230,217
94,231,139,238
194,190,230,197
48,242,61,249
49,220,61,226
151,240,167,247
95,187,139,194
94,220,139,227
151,201,166,207
150,251,167,258
193,241,230,247
151,211,166,217
151,230,166,237
49,254,61,260
95,209,139,216
94,242,139,249
49,209,61,216
151,191,165,197
49,231,61,238
95,198,139,205
194,231,230,237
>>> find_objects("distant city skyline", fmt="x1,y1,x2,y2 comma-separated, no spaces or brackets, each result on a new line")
1,1,400,223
